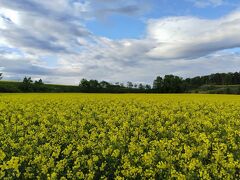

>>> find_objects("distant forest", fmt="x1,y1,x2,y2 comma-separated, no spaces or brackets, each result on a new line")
0,72,240,94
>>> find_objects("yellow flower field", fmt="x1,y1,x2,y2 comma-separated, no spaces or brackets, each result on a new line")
0,94,240,179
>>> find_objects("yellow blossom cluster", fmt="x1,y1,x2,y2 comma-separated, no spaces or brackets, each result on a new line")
0,94,239,179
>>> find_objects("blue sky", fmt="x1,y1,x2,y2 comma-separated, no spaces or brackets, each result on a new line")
0,0,240,84
86,0,240,39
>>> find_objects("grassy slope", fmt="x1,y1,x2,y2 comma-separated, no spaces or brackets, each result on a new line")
192,84,240,94
0,80,80,92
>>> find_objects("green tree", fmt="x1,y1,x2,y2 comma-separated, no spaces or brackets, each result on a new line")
89,80,100,89
34,79,44,85
190,76,202,87
21,77,33,92
100,81,110,89
79,79,101,92
163,75,183,93
127,82,133,89
34,79,45,92
138,83,145,90
153,76,163,92
145,84,151,90
79,79,90,91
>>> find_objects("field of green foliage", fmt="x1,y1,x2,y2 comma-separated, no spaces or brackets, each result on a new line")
0,94,239,179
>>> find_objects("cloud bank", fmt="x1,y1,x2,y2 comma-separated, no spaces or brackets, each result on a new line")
0,0,240,84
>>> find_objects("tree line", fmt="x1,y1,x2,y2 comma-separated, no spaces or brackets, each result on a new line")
0,71,240,93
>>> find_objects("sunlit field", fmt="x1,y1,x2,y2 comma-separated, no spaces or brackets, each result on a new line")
0,94,239,179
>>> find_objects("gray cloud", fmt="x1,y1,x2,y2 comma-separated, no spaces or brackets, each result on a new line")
89,0,151,18
98,5,143,16
1,29,68,53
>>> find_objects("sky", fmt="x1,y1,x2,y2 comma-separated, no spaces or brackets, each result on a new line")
0,0,240,85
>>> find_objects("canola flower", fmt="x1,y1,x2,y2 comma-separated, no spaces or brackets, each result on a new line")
0,93,240,179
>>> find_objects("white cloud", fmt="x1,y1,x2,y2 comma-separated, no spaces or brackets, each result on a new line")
190,0,225,8
146,11,240,59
